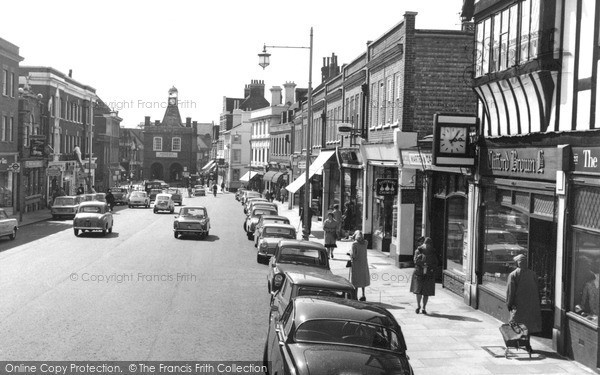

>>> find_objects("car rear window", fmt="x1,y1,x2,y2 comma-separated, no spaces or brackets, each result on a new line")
180,208,206,217
296,287,353,299
54,197,76,205
264,228,295,238
157,196,170,201
254,209,277,216
131,192,147,197
80,206,103,213
279,248,326,266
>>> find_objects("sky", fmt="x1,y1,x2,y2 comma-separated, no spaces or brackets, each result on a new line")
1,0,466,127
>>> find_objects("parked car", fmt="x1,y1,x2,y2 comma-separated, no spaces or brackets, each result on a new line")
269,270,357,320
128,191,150,208
246,200,277,216
244,197,268,214
149,188,163,202
111,188,128,205
81,193,97,202
51,195,83,219
167,188,183,206
73,201,114,236
0,208,18,240
245,206,279,239
154,193,175,214
194,185,206,197
241,190,261,205
93,193,107,203
254,214,292,247
267,239,330,294
264,296,413,375
173,206,210,239
257,223,298,263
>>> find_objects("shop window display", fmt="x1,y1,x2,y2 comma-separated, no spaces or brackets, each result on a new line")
482,204,529,294
572,230,600,325
446,196,467,274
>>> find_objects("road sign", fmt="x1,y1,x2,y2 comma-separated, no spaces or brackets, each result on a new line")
10,163,20,173
298,161,306,170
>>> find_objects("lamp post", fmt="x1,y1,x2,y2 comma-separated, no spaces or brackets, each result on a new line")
258,27,313,239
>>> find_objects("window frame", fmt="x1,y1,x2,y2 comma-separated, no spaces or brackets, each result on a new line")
153,136,163,151
171,137,181,152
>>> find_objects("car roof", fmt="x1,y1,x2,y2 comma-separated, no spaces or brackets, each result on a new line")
261,215,289,221
79,201,107,207
292,296,399,328
182,206,207,210
156,193,171,197
262,223,296,230
278,239,326,250
284,270,355,290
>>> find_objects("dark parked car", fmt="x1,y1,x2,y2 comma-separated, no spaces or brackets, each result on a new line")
256,223,297,264
111,188,128,205
267,239,330,294
173,206,210,239
149,188,163,202
264,296,413,375
269,270,356,320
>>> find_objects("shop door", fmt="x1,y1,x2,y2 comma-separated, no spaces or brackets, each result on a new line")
431,198,445,282
529,217,556,338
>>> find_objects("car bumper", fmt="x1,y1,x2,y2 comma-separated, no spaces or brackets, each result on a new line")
174,228,208,234
74,225,104,231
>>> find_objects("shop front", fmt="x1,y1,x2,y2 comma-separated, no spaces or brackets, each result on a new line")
21,159,47,212
339,149,363,237
0,154,18,212
477,145,562,339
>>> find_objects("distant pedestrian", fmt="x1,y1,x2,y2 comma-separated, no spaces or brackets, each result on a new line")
106,189,115,211
279,186,287,203
323,212,338,259
221,181,225,193
265,189,273,202
506,254,543,334
76,184,84,195
349,230,370,301
342,201,354,239
212,183,218,197
411,237,438,314
331,204,343,239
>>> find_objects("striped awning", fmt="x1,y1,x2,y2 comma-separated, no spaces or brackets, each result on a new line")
239,171,263,182
286,150,336,193
201,160,216,172
271,171,286,183
263,171,277,181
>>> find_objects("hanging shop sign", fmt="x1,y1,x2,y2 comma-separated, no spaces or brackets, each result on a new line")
480,147,561,180
375,178,398,196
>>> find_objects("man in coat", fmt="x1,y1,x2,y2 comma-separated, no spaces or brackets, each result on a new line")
506,254,543,333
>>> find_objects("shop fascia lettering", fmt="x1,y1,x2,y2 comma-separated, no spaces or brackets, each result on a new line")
488,149,545,174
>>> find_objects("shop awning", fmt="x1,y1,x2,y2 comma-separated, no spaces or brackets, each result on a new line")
263,171,277,181
201,160,216,172
286,150,336,193
239,171,263,182
271,171,286,183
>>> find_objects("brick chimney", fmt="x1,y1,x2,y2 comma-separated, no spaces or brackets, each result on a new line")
270,86,282,106
144,116,151,126
249,79,265,98
186,117,192,127
155,120,160,126
283,82,296,105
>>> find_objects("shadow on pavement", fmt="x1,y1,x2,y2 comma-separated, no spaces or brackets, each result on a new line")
370,302,405,310
425,312,481,322
176,235,219,242
75,232,120,239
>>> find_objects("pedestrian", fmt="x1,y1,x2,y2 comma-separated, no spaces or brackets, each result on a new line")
342,201,354,239
506,254,543,334
76,184,84,195
221,181,225,193
106,189,115,212
323,212,338,259
279,186,287,203
331,204,343,239
299,205,313,238
265,189,273,202
349,230,370,301
410,237,438,314
212,183,218,197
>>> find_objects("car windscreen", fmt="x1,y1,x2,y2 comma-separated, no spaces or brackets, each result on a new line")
54,197,76,205
296,287,353,299
279,247,326,266
264,219,290,225
294,319,403,351
131,192,146,197
180,208,206,218
79,206,102,213
263,228,295,238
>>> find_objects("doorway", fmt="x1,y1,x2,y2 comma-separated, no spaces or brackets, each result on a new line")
529,217,556,339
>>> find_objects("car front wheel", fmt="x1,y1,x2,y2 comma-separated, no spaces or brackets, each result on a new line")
9,228,17,240
74,229,79,237
174,231,179,239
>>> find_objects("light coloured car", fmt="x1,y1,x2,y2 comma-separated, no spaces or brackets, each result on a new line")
245,206,279,239
194,185,206,196
173,206,211,239
154,193,175,214
256,223,297,264
73,201,114,237
51,195,82,219
0,208,18,240
128,191,150,208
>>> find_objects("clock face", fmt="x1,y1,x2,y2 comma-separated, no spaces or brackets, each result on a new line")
439,126,467,154
169,98,176,105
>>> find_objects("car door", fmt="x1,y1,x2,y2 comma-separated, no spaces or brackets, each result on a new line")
0,210,9,236
267,301,293,374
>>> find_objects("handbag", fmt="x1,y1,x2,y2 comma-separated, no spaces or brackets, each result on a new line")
346,260,352,268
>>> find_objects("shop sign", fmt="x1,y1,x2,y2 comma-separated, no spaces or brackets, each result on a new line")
298,161,306,170
401,150,432,168
156,152,178,158
376,178,398,196
480,147,560,180
572,147,600,173
25,160,44,169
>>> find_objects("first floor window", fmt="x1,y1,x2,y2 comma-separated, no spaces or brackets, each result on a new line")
153,137,162,151
172,137,181,151
1,116,6,141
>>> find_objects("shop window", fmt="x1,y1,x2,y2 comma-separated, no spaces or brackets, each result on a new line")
446,196,468,274
571,230,600,325
482,203,530,294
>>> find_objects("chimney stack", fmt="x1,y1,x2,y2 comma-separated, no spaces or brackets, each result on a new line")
68,69,72,78
283,82,296,105
144,116,151,126
155,120,160,126
270,86,282,106
186,117,192,127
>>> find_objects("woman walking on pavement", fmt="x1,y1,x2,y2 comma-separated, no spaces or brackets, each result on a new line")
349,230,370,301
323,212,338,259
410,237,438,314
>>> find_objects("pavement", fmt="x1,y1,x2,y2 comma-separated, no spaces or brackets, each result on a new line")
10,192,595,373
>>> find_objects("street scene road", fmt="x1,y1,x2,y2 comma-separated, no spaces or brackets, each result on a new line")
0,194,269,360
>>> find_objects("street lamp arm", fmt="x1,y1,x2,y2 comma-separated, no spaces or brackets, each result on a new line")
263,44,310,50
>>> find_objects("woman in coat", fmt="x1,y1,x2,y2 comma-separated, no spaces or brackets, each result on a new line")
350,230,370,301
410,237,438,314
323,212,338,259
506,254,543,333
